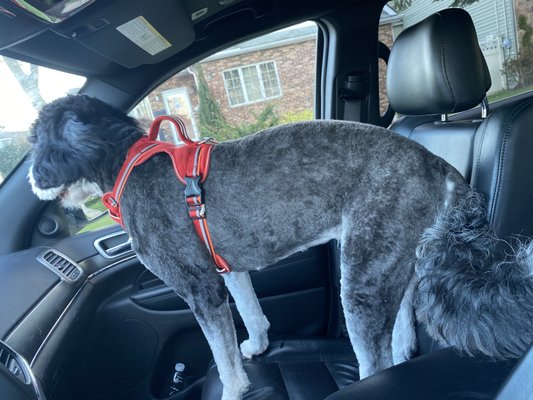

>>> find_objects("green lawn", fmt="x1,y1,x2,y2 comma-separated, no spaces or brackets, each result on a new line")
78,213,116,234
85,196,107,213
488,85,533,103
75,195,116,234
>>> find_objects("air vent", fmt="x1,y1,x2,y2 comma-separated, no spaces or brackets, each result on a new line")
38,249,82,281
0,343,30,384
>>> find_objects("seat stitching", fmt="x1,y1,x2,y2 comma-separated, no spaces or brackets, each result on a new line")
439,15,457,111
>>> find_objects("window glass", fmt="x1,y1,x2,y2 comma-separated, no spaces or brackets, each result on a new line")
131,21,317,143
222,61,282,106
223,69,245,106
0,56,86,185
384,1,533,108
261,62,282,98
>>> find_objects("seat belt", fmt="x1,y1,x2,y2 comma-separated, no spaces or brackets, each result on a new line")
340,73,368,122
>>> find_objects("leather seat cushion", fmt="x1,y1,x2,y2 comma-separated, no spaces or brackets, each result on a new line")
201,338,359,400
325,347,517,400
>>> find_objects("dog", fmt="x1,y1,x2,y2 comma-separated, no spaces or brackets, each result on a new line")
28,95,533,399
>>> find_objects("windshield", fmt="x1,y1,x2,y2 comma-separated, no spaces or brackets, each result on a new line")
0,56,86,185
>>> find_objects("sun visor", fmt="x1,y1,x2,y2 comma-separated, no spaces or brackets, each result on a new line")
51,0,195,68
0,1,49,49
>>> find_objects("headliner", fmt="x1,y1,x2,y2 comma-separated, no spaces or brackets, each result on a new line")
0,0,369,100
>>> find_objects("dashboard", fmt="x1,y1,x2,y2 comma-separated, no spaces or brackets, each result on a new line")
0,227,133,400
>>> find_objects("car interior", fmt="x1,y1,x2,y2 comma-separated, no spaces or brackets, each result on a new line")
0,0,532,400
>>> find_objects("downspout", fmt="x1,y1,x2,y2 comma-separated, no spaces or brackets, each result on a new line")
186,66,201,139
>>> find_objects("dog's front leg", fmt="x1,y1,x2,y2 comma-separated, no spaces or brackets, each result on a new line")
223,271,270,358
189,293,250,400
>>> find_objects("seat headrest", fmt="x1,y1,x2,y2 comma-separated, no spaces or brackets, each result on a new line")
386,8,491,115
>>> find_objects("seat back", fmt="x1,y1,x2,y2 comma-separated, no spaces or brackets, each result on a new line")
387,8,533,355
388,8,533,241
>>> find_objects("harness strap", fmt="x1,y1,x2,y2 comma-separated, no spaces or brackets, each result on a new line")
102,115,231,274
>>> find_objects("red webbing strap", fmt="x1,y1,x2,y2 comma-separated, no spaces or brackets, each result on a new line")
183,146,231,274
102,138,160,227
102,115,231,273
148,115,194,144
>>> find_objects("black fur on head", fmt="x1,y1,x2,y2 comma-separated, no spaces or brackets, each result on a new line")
29,95,143,192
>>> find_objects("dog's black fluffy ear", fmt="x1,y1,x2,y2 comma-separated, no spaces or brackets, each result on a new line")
29,95,138,190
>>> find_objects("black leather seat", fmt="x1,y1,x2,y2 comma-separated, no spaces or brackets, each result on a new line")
326,8,533,400
388,8,533,241
201,339,358,400
325,347,517,400
201,8,533,400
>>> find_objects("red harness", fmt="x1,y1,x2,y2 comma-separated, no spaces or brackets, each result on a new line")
102,115,231,273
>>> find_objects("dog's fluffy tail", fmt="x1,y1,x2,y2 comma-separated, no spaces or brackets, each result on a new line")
415,190,533,359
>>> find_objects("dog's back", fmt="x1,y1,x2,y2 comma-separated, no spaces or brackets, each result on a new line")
206,120,467,267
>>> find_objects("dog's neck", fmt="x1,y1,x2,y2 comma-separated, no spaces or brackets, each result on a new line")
95,128,144,193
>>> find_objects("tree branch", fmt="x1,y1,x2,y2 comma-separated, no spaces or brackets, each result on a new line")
3,57,46,111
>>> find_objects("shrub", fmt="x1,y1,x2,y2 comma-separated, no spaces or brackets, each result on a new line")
280,109,314,124
502,15,533,88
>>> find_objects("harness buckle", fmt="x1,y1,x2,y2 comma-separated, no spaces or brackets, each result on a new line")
184,176,202,198
188,204,206,219
185,176,206,219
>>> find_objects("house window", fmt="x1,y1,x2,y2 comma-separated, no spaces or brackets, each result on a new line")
223,61,282,106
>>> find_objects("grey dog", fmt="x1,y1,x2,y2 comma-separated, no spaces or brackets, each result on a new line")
28,95,533,399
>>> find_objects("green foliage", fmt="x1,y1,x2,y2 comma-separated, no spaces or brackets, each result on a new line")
280,109,314,124
518,14,533,48
392,0,479,12
195,65,314,141
502,48,533,88
195,65,229,139
0,138,30,182
233,104,280,137
195,63,281,141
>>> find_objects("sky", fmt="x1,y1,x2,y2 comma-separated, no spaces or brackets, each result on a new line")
0,57,86,132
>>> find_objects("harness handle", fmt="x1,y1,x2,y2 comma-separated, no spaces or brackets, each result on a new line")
148,115,195,144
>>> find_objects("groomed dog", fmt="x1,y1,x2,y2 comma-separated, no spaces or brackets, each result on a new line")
29,95,533,399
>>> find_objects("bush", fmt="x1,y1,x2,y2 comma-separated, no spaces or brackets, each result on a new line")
194,62,312,141
195,65,230,140
280,109,314,124
502,49,533,88
502,15,533,88
233,104,280,137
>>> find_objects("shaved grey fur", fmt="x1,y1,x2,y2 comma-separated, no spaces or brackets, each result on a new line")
29,96,533,399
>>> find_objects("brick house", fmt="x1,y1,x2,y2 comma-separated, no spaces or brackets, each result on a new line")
132,7,400,139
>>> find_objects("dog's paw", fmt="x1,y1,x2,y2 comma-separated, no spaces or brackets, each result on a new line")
240,336,269,359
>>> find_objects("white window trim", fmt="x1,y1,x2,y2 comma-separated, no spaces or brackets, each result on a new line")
222,60,282,107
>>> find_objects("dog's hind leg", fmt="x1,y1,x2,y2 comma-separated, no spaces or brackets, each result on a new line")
391,276,417,364
223,271,270,358
339,223,415,379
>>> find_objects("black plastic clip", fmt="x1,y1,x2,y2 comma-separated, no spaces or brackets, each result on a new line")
184,176,202,198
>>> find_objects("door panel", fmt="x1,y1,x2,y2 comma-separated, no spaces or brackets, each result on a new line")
0,221,338,400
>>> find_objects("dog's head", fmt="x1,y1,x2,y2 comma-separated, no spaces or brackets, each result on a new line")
28,95,139,208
